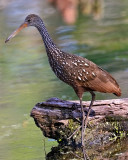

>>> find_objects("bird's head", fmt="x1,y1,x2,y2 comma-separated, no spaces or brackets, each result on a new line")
24,14,41,27
5,14,40,43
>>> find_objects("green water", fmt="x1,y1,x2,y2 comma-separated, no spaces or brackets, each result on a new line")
0,0,128,159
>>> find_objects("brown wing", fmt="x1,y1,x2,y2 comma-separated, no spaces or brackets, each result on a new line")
50,51,121,96
66,55,121,96
84,64,121,96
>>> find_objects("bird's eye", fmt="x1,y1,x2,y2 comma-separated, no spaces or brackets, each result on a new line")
27,19,31,23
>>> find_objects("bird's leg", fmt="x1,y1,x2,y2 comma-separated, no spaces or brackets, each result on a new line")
84,91,95,133
67,98,84,141
80,97,86,147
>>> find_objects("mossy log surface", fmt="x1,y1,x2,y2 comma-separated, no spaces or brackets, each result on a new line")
30,98,128,146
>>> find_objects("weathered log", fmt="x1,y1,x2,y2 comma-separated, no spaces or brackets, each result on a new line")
30,97,128,146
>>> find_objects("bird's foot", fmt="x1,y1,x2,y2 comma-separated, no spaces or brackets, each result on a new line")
73,117,81,124
67,125,81,140
82,146,90,160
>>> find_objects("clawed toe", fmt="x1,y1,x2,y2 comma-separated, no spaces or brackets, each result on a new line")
67,125,81,140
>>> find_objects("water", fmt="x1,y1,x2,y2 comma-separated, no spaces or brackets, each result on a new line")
0,0,128,159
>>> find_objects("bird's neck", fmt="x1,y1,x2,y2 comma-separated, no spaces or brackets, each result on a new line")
36,20,57,52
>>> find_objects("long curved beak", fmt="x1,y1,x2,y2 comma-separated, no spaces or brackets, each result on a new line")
5,22,28,43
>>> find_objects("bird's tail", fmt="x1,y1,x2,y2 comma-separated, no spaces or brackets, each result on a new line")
114,87,121,97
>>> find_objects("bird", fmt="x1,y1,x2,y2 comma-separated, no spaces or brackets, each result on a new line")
5,14,121,147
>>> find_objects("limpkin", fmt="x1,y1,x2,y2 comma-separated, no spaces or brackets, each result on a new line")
5,14,121,146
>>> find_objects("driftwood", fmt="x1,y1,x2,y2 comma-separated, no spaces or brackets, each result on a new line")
30,98,128,159
30,98,128,144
